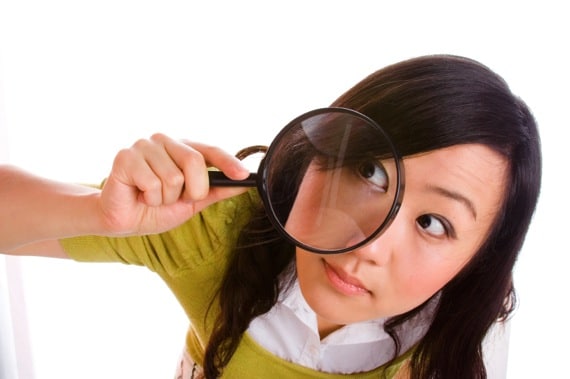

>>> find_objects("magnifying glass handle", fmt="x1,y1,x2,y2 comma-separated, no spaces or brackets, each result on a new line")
208,170,258,187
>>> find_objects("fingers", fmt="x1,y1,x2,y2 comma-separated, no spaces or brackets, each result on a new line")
180,140,251,181
111,133,250,207
151,134,209,202
111,142,176,207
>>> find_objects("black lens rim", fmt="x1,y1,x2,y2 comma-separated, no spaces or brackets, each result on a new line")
256,107,405,254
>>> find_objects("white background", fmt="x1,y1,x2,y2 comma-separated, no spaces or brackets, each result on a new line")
0,1,568,378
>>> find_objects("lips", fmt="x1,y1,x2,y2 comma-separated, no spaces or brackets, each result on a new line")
322,260,370,296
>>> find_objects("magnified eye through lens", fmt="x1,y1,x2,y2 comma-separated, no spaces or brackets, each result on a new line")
356,160,389,192
259,107,404,254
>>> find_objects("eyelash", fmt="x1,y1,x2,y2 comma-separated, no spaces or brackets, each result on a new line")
416,214,456,239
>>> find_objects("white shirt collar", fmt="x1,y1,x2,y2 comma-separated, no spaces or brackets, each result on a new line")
247,280,435,374
279,281,391,345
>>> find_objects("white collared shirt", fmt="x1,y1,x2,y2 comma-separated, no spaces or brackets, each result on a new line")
247,281,433,374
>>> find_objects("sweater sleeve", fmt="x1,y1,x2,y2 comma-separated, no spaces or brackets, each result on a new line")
60,190,260,277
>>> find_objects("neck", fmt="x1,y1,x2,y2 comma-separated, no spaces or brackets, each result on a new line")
317,315,344,340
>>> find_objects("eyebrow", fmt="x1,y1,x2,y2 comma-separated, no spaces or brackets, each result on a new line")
427,185,477,219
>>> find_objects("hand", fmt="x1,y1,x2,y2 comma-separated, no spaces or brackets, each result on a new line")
98,133,251,235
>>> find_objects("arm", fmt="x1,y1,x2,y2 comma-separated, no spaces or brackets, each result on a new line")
0,166,101,257
0,134,250,257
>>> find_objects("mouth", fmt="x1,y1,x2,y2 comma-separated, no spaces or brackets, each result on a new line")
322,260,371,296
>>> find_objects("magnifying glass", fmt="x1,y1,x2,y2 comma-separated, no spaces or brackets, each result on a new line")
208,107,404,254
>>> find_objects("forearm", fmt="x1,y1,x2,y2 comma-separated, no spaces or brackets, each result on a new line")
0,165,104,252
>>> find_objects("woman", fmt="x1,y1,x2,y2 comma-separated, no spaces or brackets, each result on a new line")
0,55,541,378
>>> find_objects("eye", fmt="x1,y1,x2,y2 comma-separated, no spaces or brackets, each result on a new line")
416,214,454,238
357,161,388,191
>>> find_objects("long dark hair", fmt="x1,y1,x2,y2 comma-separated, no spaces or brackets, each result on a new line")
203,55,542,378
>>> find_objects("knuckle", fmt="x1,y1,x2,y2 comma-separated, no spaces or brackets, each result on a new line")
163,170,185,187
149,133,167,142
145,176,163,193
183,148,207,169
131,137,152,149
113,148,136,167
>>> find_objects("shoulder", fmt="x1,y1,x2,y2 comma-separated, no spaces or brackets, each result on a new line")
199,189,261,232
161,189,262,269
185,189,261,249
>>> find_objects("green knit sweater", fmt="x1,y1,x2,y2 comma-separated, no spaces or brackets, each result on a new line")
61,190,410,378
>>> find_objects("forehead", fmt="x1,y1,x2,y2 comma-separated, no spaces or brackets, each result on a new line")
401,144,508,217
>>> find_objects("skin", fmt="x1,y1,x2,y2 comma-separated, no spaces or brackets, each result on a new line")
294,144,508,338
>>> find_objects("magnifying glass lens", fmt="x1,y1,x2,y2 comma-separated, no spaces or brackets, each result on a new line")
261,108,403,254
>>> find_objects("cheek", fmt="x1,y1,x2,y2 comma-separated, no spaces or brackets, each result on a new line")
395,253,469,306
295,251,322,291
294,253,330,312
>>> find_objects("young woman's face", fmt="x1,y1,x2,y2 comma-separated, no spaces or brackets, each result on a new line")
295,144,508,333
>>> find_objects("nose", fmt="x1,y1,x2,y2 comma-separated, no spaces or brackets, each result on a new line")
349,212,406,266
